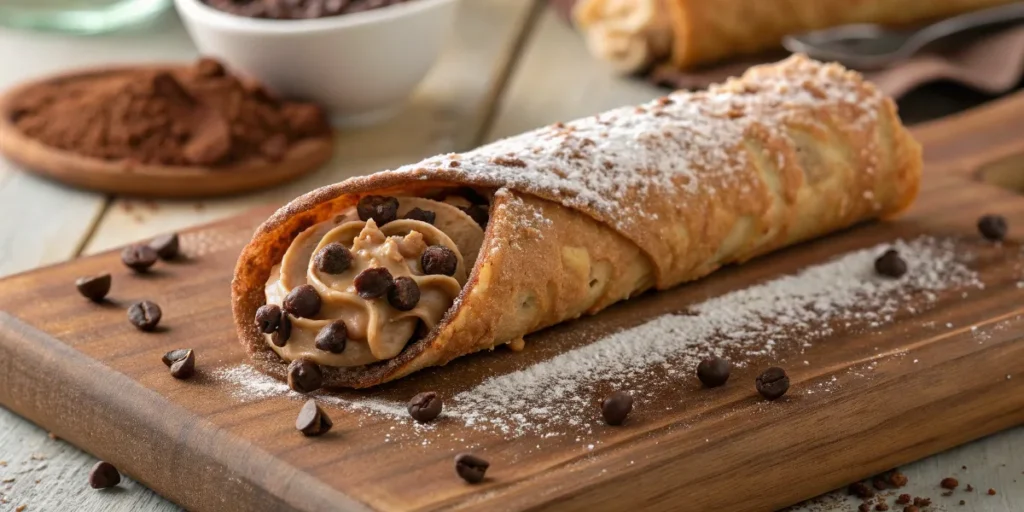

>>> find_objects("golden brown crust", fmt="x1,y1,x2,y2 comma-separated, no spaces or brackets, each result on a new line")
232,56,923,388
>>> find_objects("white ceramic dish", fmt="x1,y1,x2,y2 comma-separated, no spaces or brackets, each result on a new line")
174,0,459,126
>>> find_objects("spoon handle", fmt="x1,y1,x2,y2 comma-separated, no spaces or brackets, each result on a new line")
904,2,1024,55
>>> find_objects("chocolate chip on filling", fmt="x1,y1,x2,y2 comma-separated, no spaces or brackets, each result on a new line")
262,195,485,368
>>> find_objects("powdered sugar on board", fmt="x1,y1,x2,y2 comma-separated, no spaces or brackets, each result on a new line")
215,236,980,440
384,55,883,231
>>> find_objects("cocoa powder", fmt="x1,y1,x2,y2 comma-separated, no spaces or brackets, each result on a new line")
9,58,330,167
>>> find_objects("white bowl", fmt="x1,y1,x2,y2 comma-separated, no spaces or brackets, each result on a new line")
174,0,459,126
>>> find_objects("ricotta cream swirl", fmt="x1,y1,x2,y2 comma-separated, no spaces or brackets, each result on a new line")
264,197,485,367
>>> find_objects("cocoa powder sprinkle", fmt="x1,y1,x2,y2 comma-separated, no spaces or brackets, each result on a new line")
10,58,330,167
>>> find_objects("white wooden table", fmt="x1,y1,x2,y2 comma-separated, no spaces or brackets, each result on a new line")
0,3,1021,511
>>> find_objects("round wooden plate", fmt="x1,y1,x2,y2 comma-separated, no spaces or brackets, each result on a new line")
0,65,335,198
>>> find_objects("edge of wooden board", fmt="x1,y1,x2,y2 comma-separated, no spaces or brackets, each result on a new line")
0,312,371,512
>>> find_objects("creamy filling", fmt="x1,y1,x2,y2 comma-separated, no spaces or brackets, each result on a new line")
264,196,485,367
574,0,673,73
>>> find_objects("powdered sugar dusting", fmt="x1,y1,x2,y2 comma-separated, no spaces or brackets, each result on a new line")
446,236,978,435
385,55,881,232
217,237,980,439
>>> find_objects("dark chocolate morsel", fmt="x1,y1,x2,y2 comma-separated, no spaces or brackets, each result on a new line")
357,195,399,225
288,358,323,393
314,320,348,353
283,284,322,318
421,245,457,276
354,267,394,299
387,276,421,311
314,242,353,274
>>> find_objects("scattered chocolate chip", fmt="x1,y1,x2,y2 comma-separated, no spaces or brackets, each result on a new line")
314,242,353,274
875,503,888,511
288,358,323,393
121,244,158,272
75,274,111,302
904,506,919,512
874,249,907,278
127,300,162,331
403,208,436,224
88,461,120,489
295,399,332,436
987,488,996,495
357,195,399,225
161,349,190,367
873,477,888,490
255,304,282,333
696,356,731,387
978,214,1007,241
169,349,195,379
273,313,292,347
913,497,931,506
959,500,966,506
966,484,974,492
408,391,443,423
601,390,633,426
896,494,911,504
849,482,875,499
858,504,871,512
941,477,959,489
354,267,394,299
454,453,489,484
314,320,347,354
149,233,180,260
460,205,489,228
388,277,420,311
283,284,321,318
421,245,457,276
755,366,789,400
889,471,909,487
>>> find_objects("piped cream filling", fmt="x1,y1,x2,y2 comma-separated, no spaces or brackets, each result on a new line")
264,197,485,367
573,0,673,73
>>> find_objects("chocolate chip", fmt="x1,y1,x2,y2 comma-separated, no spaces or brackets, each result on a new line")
295,399,333,436
755,366,789,400
872,477,888,490
314,242,352,274
387,277,420,311
896,494,911,505
255,304,282,333
403,208,436,224
696,356,731,387
988,488,996,495
874,249,907,278
161,349,190,367
288,358,322,393
169,349,195,379
127,300,162,331
149,233,180,260
357,195,399,225
354,267,394,299
941,477,959,489
408,391,443,423
283,284,321,318
601,390,633,425
904,506,920,512
978,214,1007,241
75,274,111,302
848,481,875,498
314,320,347,353
966,484,974,491
121,244,158,272
88,461,121,489
858,504,871,512
454,453,489,484
273,313,292,347
889,471,909,487
460,205,489,228
421,245,457,276
914,497,931,506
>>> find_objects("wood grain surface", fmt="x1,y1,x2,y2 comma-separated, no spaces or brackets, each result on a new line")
1,85,1024,512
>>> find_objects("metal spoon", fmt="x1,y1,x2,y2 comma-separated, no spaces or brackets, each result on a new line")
782,2,1024,70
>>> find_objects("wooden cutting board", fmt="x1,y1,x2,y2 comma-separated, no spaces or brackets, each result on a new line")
2,92,1024,512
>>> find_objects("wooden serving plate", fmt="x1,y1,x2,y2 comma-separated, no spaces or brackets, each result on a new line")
0,65,334,198
1,93,1024,512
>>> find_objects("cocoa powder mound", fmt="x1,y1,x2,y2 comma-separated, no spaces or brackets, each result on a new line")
9,58,330,167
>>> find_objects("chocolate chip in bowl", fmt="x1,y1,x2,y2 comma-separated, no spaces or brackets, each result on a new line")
0,57,334,197
175,0,459,126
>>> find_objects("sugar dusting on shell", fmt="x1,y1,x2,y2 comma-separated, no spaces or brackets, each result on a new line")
384,55,882,232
